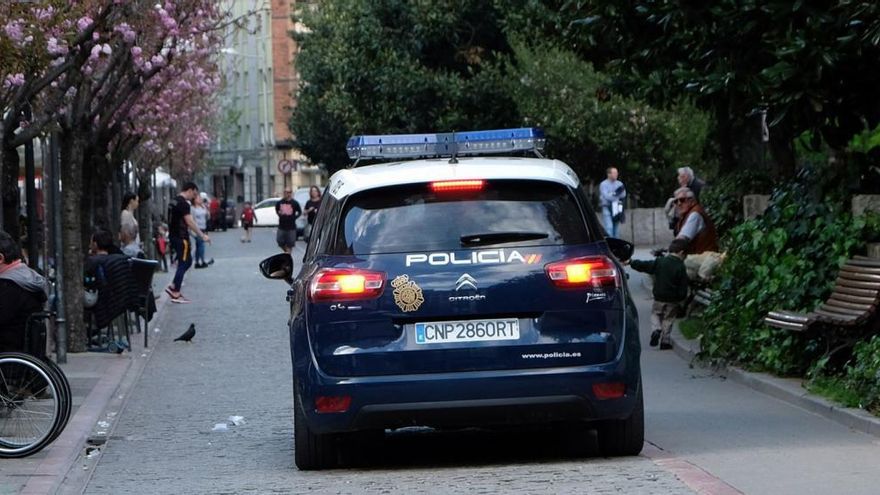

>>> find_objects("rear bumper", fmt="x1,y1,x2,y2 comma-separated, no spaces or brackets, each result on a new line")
295,358,640,435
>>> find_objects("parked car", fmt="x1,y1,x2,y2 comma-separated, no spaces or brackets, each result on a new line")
252,197,280,227
259,128,641,470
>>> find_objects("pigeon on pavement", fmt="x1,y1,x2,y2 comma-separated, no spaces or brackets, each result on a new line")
174,323,196,342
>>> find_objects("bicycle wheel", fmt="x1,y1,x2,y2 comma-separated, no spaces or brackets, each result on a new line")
0,353,63,458
40,358,72,443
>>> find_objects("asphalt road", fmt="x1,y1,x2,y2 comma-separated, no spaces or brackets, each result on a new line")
81,231,880,494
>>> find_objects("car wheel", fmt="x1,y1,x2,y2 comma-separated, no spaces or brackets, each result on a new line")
293,389,339,470
596,383,644,456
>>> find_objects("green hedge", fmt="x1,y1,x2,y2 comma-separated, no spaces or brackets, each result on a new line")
698,170,871,375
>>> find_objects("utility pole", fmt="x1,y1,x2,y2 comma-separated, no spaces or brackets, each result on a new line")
50,132,67,363
24,106,38,269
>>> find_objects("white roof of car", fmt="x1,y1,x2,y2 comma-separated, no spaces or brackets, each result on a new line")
327,157,580,199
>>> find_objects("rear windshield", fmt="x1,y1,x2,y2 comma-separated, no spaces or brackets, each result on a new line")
332,180,591,255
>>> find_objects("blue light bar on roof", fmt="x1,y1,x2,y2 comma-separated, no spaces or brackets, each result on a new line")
346,127,545,160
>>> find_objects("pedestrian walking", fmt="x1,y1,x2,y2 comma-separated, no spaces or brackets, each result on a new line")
626,238,690,350
191,194,213,268
120,192,143,258
275,189,302,253
240,202,255,243
0,230,48,353
303,186,322,242
598,166,626,238
165,182,210,304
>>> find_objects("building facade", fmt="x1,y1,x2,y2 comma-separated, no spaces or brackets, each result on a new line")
207,0,322,207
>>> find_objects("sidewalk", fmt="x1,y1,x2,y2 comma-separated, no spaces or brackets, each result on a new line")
630,246,880,439
0,275,172,495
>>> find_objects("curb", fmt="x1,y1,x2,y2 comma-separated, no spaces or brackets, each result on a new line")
670,326,880,439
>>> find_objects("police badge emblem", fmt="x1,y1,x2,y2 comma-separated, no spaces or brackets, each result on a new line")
391,274,424,312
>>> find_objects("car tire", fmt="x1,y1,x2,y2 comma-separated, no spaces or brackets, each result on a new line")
293,390,339,470
596,383,644,457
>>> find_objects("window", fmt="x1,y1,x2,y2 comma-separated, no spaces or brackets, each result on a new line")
332,180,591,256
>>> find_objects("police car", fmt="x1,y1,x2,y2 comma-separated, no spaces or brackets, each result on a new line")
260,128,641,470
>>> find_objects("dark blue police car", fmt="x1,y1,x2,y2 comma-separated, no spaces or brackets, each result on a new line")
260,128,641,470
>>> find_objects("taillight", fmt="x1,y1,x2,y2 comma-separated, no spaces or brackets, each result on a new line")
314,395,352,413
545,256,619,289
309,268,385,302
592,382,626,400
430,179,485,192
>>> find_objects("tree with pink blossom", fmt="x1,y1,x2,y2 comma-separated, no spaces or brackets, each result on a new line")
1,0,241,351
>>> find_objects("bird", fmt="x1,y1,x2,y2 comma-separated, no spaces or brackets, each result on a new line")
174,323,196,342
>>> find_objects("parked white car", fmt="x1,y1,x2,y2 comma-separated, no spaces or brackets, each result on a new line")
252,197,280,227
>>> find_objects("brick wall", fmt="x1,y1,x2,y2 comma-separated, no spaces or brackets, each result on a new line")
271,0,297,145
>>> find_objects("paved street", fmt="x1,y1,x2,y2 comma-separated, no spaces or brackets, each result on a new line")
78,231,880,494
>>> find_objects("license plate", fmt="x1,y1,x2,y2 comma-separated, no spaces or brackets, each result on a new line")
414,318,520,345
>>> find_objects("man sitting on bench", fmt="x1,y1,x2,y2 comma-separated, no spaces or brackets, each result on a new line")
0,230,48,352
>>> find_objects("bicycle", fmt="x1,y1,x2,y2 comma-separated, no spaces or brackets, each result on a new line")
0,312,72,458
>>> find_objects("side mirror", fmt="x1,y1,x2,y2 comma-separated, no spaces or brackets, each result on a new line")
606,237,634,263
259,253,293,282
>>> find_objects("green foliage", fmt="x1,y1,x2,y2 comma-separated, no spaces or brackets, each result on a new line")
701,170,774,237
699,169,869,374
840,335,880,413
807,375,864,410
565,1,880,166
848,123,880,154
289,1,713,197
289,0,519,173
507,42,711,206
678,317,702,341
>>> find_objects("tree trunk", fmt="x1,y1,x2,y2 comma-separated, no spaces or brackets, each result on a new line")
60,130,87,352
768,124,797,179
714,103,739,176
2,139,21,238
137,171,154,259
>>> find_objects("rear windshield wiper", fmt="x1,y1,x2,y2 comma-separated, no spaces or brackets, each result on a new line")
460,231,549,247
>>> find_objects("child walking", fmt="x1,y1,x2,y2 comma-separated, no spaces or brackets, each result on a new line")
627,238,690,350
240,202,255,243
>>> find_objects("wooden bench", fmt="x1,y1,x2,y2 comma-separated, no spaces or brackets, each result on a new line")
683,280,716,316
765,256,880,332
692,287,716,307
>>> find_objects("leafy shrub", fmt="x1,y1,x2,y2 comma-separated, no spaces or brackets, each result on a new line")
508,42,712,206
698,169,869,374
700,169,773,237
841,335,880,413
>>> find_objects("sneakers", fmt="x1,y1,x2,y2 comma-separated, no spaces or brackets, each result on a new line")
659,342,673,350
649,330,661,347
165,286,192,304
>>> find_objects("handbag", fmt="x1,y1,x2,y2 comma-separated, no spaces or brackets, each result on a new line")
612,200,625,223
